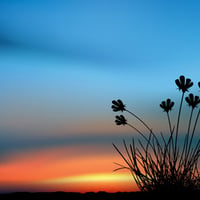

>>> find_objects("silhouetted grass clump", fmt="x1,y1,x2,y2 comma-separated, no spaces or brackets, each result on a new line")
111,75,200,192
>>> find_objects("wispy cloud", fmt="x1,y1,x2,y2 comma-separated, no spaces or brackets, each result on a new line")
0,132,134,159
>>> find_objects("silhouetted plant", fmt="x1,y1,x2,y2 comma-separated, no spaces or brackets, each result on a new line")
175,75,193,93
112,99,126,112
185,93,200,109
160,99,175,113
175,76,193,158
111,75,200,192
115,115,127,126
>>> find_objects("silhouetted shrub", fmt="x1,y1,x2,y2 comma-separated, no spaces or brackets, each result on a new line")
112,75,200,192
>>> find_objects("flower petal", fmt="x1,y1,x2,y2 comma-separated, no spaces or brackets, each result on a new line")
112,100,119,106
189,93,194,100
175,79,181,88
112,105,118,112
166,99,171,107
180,75,185,85
185,96,190,105
117,99,124,106
186,78,193,87
170,101,174,108
160,103,165,109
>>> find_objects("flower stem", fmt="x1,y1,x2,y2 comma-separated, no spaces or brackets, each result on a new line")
185,108,194,156
186,109,200,160
166,112,174,153
175,92,185,157
179,108,193,169
167,112,173,134
127,123,149,142
125,109,152,133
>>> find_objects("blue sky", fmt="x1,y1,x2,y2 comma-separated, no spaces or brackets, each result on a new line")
2,0,200,67
1,0,200,192
1,0,200,145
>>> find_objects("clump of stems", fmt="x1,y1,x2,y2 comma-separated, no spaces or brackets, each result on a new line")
111,75,200,192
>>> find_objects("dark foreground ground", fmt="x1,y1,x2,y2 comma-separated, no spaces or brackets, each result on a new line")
1,191,200,200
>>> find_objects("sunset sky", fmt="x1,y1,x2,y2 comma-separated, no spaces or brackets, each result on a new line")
1,0,200,193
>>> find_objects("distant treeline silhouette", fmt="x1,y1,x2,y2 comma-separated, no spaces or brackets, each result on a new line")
1,191,199,200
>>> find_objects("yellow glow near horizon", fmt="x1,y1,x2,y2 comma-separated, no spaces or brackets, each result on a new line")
42,173,132,184
36,173,137,193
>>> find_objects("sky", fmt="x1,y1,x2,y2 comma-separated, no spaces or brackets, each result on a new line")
1,0,200,193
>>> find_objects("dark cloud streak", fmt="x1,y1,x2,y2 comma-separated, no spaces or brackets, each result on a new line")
0,31,131,69
0,132,133,160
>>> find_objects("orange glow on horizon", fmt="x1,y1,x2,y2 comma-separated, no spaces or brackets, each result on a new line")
0,145,138,193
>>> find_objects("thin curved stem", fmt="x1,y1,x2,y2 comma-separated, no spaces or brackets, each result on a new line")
187,109,200,160
127,123,149,142
126,109,160,148
125,109,152,133
166,112,174,154
185,108,194,156
178,108,193,169
175,92,185,157
127,122,159,157
167,112,173,134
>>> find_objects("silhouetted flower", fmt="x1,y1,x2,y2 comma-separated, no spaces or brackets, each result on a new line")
112,99,126,112
198,82,200,89
160,99,175,113
175,75,193,93
185,93,200,109
115,115,127,126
